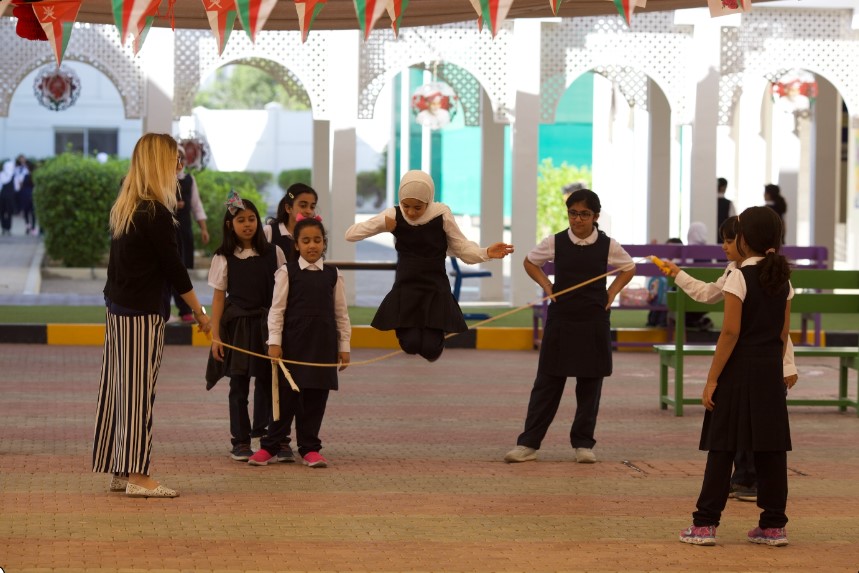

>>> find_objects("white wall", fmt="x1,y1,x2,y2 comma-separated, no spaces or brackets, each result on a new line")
0,61,141,161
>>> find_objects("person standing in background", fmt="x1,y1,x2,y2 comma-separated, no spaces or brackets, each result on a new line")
717,178,736,243
764,184,787,243
14,156,36,235
170,146,210,323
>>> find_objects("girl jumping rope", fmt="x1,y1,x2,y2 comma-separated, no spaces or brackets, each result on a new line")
345,170,513,362
249,218,351,468
207,192,285,462
678,206,794,547
261,183,320,461
504,188,635,465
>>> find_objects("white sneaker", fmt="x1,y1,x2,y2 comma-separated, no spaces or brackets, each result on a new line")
251,436,262,452
504,445,537,463
575,448,597,463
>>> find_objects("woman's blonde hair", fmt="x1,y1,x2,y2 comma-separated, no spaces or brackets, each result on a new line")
109,133,179,238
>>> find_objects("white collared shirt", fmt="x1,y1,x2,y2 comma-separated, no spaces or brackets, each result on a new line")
266,256,351,351
207,246,286,291
263,222,292,243
526,228,634,270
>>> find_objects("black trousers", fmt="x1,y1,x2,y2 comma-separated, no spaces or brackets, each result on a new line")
693,450,788,529
262,383,330,458
516,372,603,450
396,327,444,361
228,374,271,446
731,450,756,487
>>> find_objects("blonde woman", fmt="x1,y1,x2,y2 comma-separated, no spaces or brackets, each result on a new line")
92,133,211,498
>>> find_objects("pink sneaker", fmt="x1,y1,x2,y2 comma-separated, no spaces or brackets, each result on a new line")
302,452,328,468
180,314,195,323
248,449,274,466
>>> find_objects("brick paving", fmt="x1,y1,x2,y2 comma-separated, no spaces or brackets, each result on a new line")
1,344,859,572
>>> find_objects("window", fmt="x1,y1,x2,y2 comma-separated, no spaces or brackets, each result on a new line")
55,128,118,156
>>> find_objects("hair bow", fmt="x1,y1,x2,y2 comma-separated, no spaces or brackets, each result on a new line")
295,213,322,222
224,189,245,215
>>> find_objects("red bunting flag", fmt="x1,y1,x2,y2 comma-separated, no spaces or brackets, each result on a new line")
353,0,387,41
202,0,237,54
385,0,408,38
550,0,563,16
111,0,159,47
478,0,512,37
612,0,634,26
31,0,82,67
294,0,326,43
236,0,277,43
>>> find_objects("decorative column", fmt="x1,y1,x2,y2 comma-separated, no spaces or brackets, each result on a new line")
648,79,671,242
480,90,505,300
846,116,859,269
312,118,331,225
142,28,175,134
510,19,541,306
811,76,839,261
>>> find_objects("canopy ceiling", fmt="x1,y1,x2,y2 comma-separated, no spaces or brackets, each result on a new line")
73,0,774,32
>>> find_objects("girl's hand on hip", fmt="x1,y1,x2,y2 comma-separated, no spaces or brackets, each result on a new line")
338,351,351,371
487,242,514,259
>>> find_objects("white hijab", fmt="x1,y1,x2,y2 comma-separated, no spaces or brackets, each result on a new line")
687,221,708,245
0,160,14,187
398,170,448,226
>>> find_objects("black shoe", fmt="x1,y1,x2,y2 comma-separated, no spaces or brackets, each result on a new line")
735,486,757,502
277,444,295,463
230,444,253,461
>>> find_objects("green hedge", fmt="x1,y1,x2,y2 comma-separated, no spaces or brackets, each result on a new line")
277,168,312,192
536,159,592,241
33,153,127,267
193,170,266,255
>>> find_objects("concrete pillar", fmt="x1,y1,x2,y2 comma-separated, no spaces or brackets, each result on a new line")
847,116,859,269
141,28,174,134
312,118,331,226
327,30,359,302
480,90,505,301
648,79,671,243
811,76,839,262
509,19,541,306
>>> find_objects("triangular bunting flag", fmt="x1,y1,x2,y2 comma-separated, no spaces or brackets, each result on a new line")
467,0,484,32
706,0,750,18
31,0,82,67
612,0,635,27
294,0,326,44
131,15,155,54
111,0,160,46
550,0,563,16
353,0,387,41
0,0,12,18
202,0,238,54
385,0,408,38
478,0,513,37
236,0,277,43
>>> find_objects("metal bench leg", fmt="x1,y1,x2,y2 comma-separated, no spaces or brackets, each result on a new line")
660,360,668,410
839,357,848,413
674,355,684,417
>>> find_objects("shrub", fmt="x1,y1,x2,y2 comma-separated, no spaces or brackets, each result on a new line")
33,153,127,267
536,159,592,241
277,168,312,192
356,169,385,205
193,170,267,255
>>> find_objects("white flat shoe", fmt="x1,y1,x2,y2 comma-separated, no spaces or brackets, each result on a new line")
109,475,128,492
125,483,179,498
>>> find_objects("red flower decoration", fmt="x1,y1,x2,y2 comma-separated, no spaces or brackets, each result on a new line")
13,3,48,41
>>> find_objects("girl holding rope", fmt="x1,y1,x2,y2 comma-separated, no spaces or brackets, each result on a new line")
505,188,635,465
206,192,285,463
346,170,514,362
249,218,351,468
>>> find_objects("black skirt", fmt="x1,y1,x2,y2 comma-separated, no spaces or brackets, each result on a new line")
538,315,612,378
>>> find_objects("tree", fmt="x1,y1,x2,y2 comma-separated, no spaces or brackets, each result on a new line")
536,159,592,241
194,64,310,110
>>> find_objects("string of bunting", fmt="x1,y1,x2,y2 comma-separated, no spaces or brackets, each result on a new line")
2,0,759,66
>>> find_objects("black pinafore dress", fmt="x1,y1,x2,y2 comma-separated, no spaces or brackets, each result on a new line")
219,249,278,379
370,207,467,334
700,265,791,452
282,261,340,391
269,223,297,263
175,175,195,268
538,230,613,378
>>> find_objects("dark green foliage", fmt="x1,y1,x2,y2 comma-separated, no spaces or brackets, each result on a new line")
356,170,385,205
192,170,267,255
33,153,127,267
277,168,312,192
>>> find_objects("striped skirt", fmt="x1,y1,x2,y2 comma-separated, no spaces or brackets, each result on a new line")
92,309,166,476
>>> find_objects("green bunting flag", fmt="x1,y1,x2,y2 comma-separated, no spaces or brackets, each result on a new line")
202,0,238,55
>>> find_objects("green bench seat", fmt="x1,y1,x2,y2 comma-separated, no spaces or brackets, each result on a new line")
653,268,859,416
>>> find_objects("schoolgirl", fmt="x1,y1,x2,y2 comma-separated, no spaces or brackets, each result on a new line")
264,183,318,262
345,170,513,361
504,188,635,464
207,192,285,462
249,218,351,468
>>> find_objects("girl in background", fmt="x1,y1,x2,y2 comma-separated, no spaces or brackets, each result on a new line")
678,206,794,547
346,170,513,362
207,192,285,462
250,218,350,468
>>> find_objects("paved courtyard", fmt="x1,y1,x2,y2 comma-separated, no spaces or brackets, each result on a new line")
1,343,858,572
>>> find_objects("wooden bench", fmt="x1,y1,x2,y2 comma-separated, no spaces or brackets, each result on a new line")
654,268,859,416
531,245,828,349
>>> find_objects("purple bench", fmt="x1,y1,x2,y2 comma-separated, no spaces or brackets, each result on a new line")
532,244,828,349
